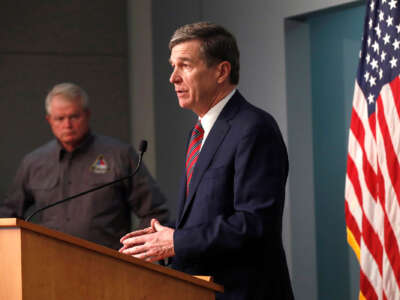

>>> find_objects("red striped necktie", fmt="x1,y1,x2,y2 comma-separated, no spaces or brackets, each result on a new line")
186,120,204,195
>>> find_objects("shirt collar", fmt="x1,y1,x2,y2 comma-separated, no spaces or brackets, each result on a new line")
57,131,94,160
199,88,236,147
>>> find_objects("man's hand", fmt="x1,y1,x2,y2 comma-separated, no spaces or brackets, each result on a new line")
119,219,175,262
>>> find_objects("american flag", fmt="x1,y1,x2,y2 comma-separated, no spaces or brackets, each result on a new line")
345,0,400,299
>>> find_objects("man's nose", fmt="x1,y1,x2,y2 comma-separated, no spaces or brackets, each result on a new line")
169,69,181,84
63,118,73,127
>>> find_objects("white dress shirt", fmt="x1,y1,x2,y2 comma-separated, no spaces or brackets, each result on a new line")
199,88,236,149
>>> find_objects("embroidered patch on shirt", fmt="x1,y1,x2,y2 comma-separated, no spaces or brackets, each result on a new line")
90,155,110,174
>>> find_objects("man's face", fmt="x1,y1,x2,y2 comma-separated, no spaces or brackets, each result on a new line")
46,94,90,151
169,39,220,117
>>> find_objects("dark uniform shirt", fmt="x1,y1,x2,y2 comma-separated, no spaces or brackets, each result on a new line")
0,133,169,249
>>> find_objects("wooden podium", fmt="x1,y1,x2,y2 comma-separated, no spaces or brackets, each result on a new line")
0,218,223,300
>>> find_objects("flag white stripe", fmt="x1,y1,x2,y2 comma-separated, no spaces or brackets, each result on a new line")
382,250,400,299
350,83,385,298
360,238,383,299
349,89,385,249
380,83,400,154
375,89,400,296
353,82,377,173
378,84,400,240
345,175,363,230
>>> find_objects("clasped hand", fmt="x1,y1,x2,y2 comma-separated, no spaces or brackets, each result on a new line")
119,219,175,262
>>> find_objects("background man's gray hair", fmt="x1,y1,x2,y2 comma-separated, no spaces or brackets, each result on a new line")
45,82,89,115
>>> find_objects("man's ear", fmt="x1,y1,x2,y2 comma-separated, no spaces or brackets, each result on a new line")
216,61,231,84
45,114,51,124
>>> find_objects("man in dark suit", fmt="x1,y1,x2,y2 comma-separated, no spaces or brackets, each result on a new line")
120,22,294,299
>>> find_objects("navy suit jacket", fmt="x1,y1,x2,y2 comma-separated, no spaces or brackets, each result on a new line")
172,91,294,300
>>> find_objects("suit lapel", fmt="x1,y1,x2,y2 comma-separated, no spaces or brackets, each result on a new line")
176,90,244,227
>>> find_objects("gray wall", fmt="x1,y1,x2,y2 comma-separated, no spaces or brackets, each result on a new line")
128,0,157,175
0,1,130,202
285,19,317,300
151,1,204,217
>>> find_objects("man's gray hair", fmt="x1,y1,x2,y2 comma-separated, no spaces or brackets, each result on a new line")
169,22,240,85
45,82,89,115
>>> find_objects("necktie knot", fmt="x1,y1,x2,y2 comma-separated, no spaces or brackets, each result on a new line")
193,120,204,135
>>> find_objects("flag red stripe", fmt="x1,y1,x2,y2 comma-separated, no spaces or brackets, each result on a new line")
362,212,383,274
390,76,400,119
369,112,376,139
376,95,400,204
360,268,379,300
347,154,363,207
345,200,361,244
350,105,366,148
384,213,400,291
347,84,383,298
377,165,400,293
375,82,400,297
350,108,378,200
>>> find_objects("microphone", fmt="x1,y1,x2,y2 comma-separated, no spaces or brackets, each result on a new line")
139,140,147,153
25,140,148,222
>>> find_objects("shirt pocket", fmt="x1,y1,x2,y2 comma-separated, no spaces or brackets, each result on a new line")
29,176,58,190
28,172,60,208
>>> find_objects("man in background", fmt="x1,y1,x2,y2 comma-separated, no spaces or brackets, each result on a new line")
120,22,294,299
0,82,169,250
